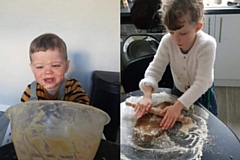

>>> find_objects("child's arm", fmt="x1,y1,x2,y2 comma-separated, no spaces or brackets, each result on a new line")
134,85,153,118
159,100,184,130
139,35,170,93
20,85,31,102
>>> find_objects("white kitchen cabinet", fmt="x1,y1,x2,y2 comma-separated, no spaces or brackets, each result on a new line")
202,15,216,37
202,14,240,86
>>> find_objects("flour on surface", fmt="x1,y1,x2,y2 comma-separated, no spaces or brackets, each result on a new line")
121,91,209,160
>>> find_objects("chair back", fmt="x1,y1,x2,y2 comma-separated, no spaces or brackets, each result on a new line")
121,55,173,93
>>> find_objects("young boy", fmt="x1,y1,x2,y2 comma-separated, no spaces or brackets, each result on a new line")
21,33,89,105
135,0,217,130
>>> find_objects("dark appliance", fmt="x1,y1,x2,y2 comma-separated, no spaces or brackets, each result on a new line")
121,34,173,93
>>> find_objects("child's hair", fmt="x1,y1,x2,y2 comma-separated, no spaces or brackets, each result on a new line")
29,33,67,62
161,0,204,31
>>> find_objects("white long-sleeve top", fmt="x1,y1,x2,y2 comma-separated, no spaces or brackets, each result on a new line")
139,30,217,109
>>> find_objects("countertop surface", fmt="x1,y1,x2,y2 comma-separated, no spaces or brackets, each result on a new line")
121,1,240,24
121,88,240,160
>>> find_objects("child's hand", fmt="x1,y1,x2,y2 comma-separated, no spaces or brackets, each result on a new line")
134,96,152,119
159,101,184,130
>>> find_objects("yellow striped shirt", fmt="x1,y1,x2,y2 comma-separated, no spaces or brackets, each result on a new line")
21,78,89,105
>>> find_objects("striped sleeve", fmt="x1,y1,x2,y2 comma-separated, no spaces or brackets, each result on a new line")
64,78,90,105
21,85,31,102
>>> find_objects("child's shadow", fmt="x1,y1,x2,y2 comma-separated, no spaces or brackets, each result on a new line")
66,52,91,94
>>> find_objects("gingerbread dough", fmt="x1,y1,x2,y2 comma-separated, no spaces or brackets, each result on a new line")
134,102,173,143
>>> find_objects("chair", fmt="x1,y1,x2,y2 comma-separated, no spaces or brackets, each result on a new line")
89,71,120,143
121,54,173,93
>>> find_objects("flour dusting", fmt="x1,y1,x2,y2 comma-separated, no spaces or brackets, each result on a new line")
121,91,209,160
149,115,159,122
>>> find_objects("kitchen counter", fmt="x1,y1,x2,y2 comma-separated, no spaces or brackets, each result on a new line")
121,88,240,160
205,6,240,14
121,1,240,24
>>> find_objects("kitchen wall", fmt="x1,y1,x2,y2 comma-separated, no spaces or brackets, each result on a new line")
0,0,120,105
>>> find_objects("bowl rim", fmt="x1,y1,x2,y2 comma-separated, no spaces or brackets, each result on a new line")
5,100,111,125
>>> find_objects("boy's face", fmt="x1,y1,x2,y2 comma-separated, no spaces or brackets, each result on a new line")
168,13,202,52
30,49,69,94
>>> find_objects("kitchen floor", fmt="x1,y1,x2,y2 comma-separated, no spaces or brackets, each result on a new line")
215,86,240,140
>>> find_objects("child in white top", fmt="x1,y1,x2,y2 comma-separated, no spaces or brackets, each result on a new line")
134,0,217,130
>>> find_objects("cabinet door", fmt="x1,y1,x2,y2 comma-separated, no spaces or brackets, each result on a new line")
214,14,240,86
202,15,216,37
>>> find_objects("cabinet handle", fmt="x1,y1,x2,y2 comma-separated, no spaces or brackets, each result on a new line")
219,17,222,43
208,17,210,34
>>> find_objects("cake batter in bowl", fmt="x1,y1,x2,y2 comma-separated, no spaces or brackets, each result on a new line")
5,101,110,160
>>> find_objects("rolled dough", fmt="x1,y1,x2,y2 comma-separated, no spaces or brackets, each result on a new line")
134,102,173,143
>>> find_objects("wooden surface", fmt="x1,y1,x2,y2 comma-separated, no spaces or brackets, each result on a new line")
215,86,240,139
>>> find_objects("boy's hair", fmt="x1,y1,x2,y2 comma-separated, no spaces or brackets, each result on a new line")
29,33,67,62
161,0,204,31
